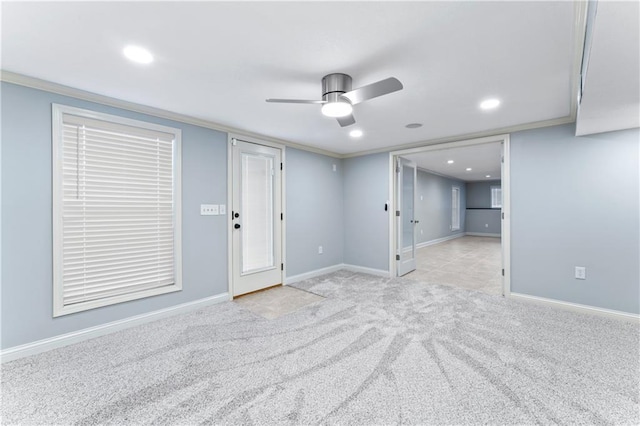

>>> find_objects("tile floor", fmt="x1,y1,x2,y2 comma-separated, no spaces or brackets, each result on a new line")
406,235,503,295
233,285,325,319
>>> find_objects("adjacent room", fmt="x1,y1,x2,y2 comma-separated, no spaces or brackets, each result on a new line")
396,141,504,296
1,1,639,425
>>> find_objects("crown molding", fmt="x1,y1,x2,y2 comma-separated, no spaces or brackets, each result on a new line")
0,70,342,159
341,116,575,158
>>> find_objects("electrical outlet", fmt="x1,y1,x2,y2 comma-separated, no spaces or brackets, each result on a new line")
575,266,586,280
318,245,323,254
485,223,489,228
332,164,337,172
200,204,218,216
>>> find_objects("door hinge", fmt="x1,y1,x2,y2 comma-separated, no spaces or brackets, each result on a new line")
280,213,283,221
280,162,283,171
501,156,504,163
231,138,237,146
502,212,504,219
396,254,400,261
281,263,284,271
502,269,505,276
396,210,400,217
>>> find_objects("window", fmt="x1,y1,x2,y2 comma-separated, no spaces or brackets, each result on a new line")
491,185,502,208
52,104,182,316
451,186,460,231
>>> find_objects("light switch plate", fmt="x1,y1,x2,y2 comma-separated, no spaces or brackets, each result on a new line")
219,204,226,215
201,204,218,216
575,266,586,280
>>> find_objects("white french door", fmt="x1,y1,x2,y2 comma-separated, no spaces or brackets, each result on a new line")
231,140,282,296
396,157,417,276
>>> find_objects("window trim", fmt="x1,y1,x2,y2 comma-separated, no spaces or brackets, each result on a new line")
451,185,461,231
491,185,502,209
52,104,182,317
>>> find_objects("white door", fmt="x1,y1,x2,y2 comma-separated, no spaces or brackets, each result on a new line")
500,144,505,296
231,140,282,296
396,157,417,276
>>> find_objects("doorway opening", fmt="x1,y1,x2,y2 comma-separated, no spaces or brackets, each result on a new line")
389,135,511,296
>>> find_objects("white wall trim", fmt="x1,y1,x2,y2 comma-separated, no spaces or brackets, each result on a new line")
284,264,345,285
342,117,574,158
416,233,465,249
510,293,639,323
0,70,340,159
342,264,391,277
1,293,231,363
465,232,501,238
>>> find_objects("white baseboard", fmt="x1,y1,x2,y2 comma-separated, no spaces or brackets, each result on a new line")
416,233,465,249
342,264,390,277
510,293,639,323
284,264,344,285
465,232,501,237
1,293,231,363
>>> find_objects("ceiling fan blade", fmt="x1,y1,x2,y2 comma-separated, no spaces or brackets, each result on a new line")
266,98,326,104
336,114,356,127
341,77,403,105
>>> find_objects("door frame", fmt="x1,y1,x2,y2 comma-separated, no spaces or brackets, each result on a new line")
227,133,286,298
396,157,418,276
388,134,511,296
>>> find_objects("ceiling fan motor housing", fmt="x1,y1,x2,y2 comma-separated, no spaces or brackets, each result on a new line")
322,73,353,103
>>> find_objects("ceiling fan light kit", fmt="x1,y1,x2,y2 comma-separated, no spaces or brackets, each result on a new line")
266,73,403,127
321,101,352,118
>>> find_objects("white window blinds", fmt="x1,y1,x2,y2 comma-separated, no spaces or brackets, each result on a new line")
491,186,502,208
451,186,460,231
53,105,182,316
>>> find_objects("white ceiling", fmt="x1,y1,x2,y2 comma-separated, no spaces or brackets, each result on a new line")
2,2,578,155
402,142,502,182
576,1,640,136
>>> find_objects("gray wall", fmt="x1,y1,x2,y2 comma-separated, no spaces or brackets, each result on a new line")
467,180,501,208
1,82,229,349
416,170,466,244
466,180,501,235
511,124,639,314
343,153,389,271
286,148,343,276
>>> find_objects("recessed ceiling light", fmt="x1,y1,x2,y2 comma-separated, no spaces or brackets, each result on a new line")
123,45,154,64
447,160,454,164
480,98,500,110
486,175,491,178
466,168,472,171
405,123,422,129
321,101,352,118
349,129,363,138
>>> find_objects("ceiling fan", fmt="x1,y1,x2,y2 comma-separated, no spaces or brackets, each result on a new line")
266,73,403,127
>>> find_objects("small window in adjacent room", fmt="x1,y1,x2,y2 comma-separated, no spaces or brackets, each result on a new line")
451,186,461,231
491,185,502,208
52,104,182,317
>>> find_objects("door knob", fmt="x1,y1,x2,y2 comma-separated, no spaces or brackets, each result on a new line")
234,223,241,229
415,220,420,224
234,212,240,218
